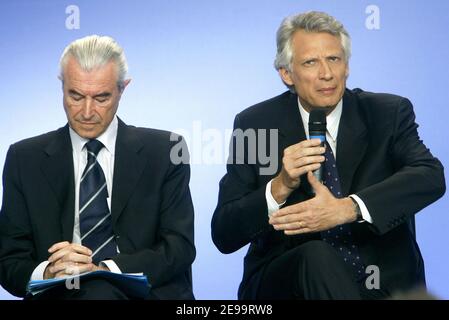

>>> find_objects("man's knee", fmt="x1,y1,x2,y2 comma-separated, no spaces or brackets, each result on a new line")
294,240,354,280
294,240,361,299
298,240,340,265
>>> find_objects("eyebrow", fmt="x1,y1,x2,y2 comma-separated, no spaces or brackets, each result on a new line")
299,53,343,62
93,92,112,99
68,89,84,96
68,90,111,98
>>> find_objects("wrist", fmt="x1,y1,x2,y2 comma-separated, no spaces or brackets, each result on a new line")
97,263,110,272
43,265,53,280
349,197,363,222
340,197,358,223
271,176,294,204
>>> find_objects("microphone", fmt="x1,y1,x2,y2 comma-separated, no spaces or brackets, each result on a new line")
308,108,327,184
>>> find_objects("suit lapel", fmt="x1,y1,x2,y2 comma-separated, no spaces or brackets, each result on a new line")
111,118,146,225
336,90,368,196
278,93,307,151
40,125,75,241
277,94,315,197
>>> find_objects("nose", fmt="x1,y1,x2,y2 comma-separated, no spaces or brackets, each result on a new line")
81,97,95,119
319,61,333,81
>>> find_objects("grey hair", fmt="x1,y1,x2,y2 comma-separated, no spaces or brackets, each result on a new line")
59,35,128,89
274,11,351,73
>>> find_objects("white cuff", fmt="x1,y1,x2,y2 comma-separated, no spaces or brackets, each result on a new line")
100,260,122,274
266,180,286,217
349,194,373,224
30,261,50,281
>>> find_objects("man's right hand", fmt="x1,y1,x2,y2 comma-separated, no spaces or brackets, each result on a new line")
271,139,325,204
44,241,95,279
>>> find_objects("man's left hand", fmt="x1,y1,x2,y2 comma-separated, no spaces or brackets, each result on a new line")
269,171,357,235
52,262,109,278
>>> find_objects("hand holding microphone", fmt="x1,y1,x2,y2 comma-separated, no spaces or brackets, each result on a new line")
308,108,327,186
270,109,361,234
271,108,326,203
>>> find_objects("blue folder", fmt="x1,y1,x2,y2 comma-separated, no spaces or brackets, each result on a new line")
27,270,151,298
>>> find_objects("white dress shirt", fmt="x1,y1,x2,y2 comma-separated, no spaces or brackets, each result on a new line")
265,98,373,223
31,116,122,281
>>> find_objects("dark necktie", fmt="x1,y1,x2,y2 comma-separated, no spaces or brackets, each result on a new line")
320,141,366,280
79,139,117,264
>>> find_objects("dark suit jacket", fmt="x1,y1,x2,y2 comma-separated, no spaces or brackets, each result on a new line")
212,89,445,299
0,118,195,299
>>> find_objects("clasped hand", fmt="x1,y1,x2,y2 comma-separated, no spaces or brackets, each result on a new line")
44,241,107,279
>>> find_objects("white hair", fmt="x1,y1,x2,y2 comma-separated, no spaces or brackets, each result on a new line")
274,11,351,73
59,35,128,88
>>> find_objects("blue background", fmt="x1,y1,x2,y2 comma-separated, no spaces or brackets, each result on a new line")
0,0,448,299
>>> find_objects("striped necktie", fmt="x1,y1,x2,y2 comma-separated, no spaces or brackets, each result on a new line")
320,141,366,281
79,139,117,264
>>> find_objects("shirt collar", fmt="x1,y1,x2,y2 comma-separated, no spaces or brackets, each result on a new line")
297,97,343,142
69,115,118,155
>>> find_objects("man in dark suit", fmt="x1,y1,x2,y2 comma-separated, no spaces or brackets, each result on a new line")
0,35,195,299
212,11,445,299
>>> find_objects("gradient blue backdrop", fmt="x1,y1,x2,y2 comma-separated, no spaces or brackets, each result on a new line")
0,0,447,299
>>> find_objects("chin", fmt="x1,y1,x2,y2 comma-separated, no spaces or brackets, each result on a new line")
316,98,340,108
74,128,99,139
311,103,334,110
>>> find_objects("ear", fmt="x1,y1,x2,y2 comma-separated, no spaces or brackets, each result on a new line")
119,79,131,94
345,64,349,79
278,68,294,86
123,78,131,89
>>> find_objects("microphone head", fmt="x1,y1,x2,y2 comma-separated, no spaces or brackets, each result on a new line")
309,108,327,133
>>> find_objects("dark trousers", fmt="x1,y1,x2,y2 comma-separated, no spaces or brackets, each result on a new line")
255,240,387,300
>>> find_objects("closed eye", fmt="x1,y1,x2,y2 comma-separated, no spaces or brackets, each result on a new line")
94,93,111,104
69,91,84,101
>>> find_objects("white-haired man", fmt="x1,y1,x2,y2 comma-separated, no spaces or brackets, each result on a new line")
0,35,195,299
212,11,445,299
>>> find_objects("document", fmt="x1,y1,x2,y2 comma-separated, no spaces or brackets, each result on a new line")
27,270,151,298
